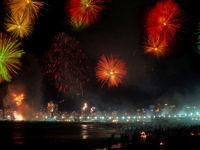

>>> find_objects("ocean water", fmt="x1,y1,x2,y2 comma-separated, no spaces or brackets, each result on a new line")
0,121,121,149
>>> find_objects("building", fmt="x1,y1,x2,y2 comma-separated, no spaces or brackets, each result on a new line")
112,111,117,120
4,108,15,120
0,109,3,120
47,101,58,118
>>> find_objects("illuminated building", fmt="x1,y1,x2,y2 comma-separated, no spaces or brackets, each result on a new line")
136,109,141,116
47,101,58,118
103,111,108,120
60,112,69,120
81,103,90,121
112,111,117,120
70,111,79,121
4,108,15,120
0,109,3,120
169,105,176,115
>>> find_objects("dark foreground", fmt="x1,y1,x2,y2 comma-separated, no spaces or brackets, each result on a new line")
1,121,200,149
0,121,121,149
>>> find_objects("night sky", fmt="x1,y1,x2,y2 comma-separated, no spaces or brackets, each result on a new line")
1,0,200,112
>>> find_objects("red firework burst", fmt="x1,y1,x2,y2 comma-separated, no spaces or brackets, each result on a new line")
95,54,127,88
146,0,184,43
67,0,105,27
43,32,90,96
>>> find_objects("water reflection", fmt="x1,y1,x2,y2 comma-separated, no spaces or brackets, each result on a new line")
12,132,24,145
12,123,25,145
81,124,89,139
111,143,123,149
1,122,123,149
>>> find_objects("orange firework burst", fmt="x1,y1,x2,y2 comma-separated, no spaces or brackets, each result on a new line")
4,13,33,39
7,0,45,22
95,54,127,88
67,0,105,28
13,93,24,106
143,36,168,58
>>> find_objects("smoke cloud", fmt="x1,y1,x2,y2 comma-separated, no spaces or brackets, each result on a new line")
3,52,44,116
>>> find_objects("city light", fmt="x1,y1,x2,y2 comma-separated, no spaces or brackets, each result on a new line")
1,101,200,123
82,103,87,111
159,141,165,146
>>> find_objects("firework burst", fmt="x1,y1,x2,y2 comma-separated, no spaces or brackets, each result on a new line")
146,0,184,43
95,54,127,88
13,93,25,106
67,0,105,28
7,0,45,22
43,32,90,96
4,0,45,38
143,36,167,58
0,32,25,83
4,14,33,39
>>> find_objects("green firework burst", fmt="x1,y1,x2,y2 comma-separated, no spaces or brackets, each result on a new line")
0,32,25,83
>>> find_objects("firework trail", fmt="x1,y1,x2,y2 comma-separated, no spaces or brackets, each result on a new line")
95,54,127,88
0,32,25,83
67,0,105,28
43,32,90,96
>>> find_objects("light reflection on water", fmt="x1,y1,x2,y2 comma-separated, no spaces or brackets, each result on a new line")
79,124,123,149
11,121,25,145
81,124,89,139
12,132,24,145
1,121,122,149
80,124,120,140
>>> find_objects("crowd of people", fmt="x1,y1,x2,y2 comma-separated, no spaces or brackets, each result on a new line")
105,120,200,149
